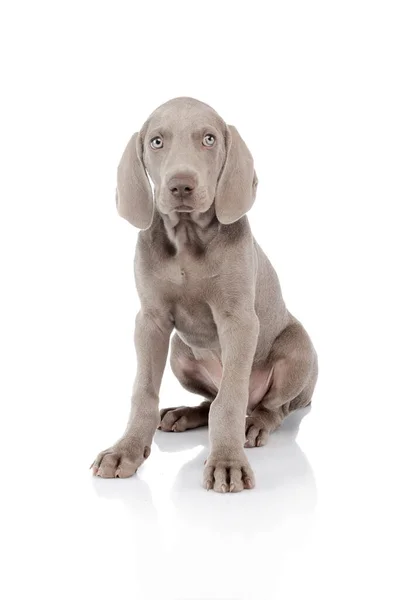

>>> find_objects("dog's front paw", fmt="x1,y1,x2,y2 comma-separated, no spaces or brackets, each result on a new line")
91,440,151,478
203,451,255,493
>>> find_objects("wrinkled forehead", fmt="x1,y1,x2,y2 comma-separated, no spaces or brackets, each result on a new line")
143,99,226,137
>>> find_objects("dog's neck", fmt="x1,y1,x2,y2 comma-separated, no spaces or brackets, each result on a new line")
157,204,220,256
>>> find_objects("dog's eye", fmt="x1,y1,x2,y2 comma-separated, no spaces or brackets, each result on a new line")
203,134,215,147
150,136,163,149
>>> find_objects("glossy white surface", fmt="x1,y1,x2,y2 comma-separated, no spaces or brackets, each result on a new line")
4,354,399,599
1,2,399,599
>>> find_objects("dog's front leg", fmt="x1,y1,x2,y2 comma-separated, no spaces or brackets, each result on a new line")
204,307,259,492
92,309,172,478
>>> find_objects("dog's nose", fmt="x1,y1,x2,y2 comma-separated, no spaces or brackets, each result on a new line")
168,173,197,198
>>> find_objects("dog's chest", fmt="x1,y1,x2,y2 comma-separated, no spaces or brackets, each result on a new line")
159,258,220,349
157,259,196,286
154,249,218,287
173,299,219,349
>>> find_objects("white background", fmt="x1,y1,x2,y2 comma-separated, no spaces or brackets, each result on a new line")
1,1,399,599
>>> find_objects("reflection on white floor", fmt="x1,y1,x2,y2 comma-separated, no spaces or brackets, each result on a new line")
91,408,316,600
4,376,399,600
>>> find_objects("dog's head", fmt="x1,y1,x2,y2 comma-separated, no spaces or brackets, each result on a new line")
116,97,258,229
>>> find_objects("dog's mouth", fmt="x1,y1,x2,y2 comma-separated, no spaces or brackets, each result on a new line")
159,186,210,215
174,205,195,213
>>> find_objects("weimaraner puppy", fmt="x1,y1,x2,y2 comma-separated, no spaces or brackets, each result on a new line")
92,97,318,492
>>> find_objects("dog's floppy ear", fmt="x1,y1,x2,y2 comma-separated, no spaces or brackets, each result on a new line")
116,132,154,229
215,125,258,225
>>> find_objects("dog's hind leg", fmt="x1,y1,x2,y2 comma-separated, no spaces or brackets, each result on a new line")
245,321,318,448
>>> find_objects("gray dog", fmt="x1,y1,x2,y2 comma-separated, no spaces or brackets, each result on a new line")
92,97,318,493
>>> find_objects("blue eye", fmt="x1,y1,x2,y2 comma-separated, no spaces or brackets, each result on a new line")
150,136,163,149
203,134,215,147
